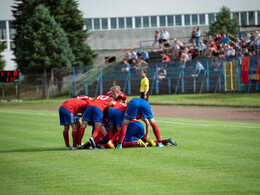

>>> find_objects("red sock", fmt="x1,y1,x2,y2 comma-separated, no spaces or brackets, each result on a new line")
92,127,101,138
94,132,106,144
72,128,78,147
122,142,139,147
155,139,167,145
107,129,114,140
110,131,120,142
119,123,128,143
78,125,86,144
63,129,70,147
151,122,161,142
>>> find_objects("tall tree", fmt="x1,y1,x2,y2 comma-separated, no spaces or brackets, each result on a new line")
12,0,96,73
208,6,238,36
16,4,74,74
0,42,6,70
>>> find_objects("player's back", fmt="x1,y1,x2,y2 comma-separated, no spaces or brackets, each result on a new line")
111,101,127,113
61,98,89,114
90,95,114,112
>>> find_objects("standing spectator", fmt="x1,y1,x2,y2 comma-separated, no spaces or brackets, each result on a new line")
190,28,196,46
237,27,244,39
192,61,205,77
140,70,149,101
152,30,160,51
195,27,201,47
198,40,207,57
121,60,130,73
141,50,149,62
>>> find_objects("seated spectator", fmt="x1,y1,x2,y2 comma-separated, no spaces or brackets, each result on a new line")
237,27,244,39
244,32,251,45
123,51,131,61
141,50,149,62
198,40,207,57
255,40,260,55
209,41,218,57
188,46,197,59
203,35,209,47
162,54,171,62
121,60,130,73
180,51,190,68
254,31,260,42
226,46,236,58
164,38,175,54
137,50,142,59
235,38,241,50
172,38,183,58
192,61,205,77
221,34,230,44
131,59,137,71
152,30,160,51
157,65,167,80
139,59,148,70
129,49,137,63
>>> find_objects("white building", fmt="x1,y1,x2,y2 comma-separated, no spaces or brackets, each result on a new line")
1,0,260,69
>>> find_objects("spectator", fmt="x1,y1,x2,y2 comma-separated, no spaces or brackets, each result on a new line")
123,51,131,61
172,38,183,58
244,32,251,44
129,49,137,63
203,35,209,47
195,27,201,47
164,38,175,54
188,46,197,59
226,46,236,58
138,59,148,71
141,50,149,62
180,51,190,68
137,50,142,59
157,65,167,80
152,30,160,51
162,54,171,63
190,28,196,46
192,60,205,77
221,34,230,44
131,59,137,71
254,31,260,42
209,41,218,57
121,60,130,73
198,40,207,57
255,40,260,55
237,27,244,39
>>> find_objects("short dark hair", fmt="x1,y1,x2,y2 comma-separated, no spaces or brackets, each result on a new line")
142,70,147,74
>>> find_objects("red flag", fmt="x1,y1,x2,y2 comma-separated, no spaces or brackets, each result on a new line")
256,56,260,82
241,56,250,83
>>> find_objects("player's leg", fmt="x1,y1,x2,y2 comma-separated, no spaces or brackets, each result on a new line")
63,125,70,149
78,120,88,148
94,125,107,145
148,118,163,147
89,122,102,148
71,123,79,149
117,119,130,148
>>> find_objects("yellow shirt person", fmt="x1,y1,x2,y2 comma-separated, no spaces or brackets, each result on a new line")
140,70,149,101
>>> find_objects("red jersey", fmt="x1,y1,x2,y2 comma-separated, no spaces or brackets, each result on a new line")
61,98,89,115
76,95,92,102
163,55,171,62
210,43,218,51
89,95,114,112
105,91,127,102
112,101,127,113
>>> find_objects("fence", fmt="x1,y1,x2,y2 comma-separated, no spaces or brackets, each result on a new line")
1,56,259,101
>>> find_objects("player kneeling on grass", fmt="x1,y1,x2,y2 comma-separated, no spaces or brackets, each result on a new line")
77,95,116,149
59,96,91,150
107,98,165,149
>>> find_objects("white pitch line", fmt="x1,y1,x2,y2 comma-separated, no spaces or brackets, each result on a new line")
0,110,259,129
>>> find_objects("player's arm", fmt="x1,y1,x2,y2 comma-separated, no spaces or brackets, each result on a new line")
142,118,150,138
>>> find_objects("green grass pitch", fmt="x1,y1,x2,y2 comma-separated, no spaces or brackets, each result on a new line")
0,109,259,194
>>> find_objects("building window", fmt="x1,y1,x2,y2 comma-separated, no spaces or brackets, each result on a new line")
151,16,157,27
240,12,247,26
175,15,182,26
9,21,16,40
111,18,117,29
192,14,198,25
167,15,174,26
258,11,260,25
159,16,166,27
94,18,100,30
135,17,141,28
185,15,190,25
208,13,215,23
143,16,149,28
86,18,92,30
248,12,255,25
102,18,108,30
119,17,125,29
232,12,239,20
199,14,205,25
126,17,132,28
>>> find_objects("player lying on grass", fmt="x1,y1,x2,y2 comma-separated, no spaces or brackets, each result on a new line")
105,85,127,104
59,96,92,149
77,95,116,148
107,98,166,149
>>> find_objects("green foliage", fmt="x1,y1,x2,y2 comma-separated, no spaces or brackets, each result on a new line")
15,5,74,74
208,6,238,36
0,109,259,194
12,0,97,74
0,42,6,70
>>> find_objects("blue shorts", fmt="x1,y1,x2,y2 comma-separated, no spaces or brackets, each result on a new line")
108,108,124,127
82,106,103,123
124,98,154,120
124,121,145,142
59,107,79,125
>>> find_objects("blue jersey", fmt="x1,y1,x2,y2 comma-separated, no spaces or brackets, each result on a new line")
124,98,154,120
124,121,145,142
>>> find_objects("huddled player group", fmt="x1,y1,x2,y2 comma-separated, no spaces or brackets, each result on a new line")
59,86,177,150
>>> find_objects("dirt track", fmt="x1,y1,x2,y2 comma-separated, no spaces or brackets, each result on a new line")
2,105,260,123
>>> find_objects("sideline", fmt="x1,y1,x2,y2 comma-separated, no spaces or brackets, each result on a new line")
0,110,259,129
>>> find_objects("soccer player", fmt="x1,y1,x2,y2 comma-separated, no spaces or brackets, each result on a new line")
59,96,91,149
78,95,116,148
105,85,127,104
107,98,164,149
